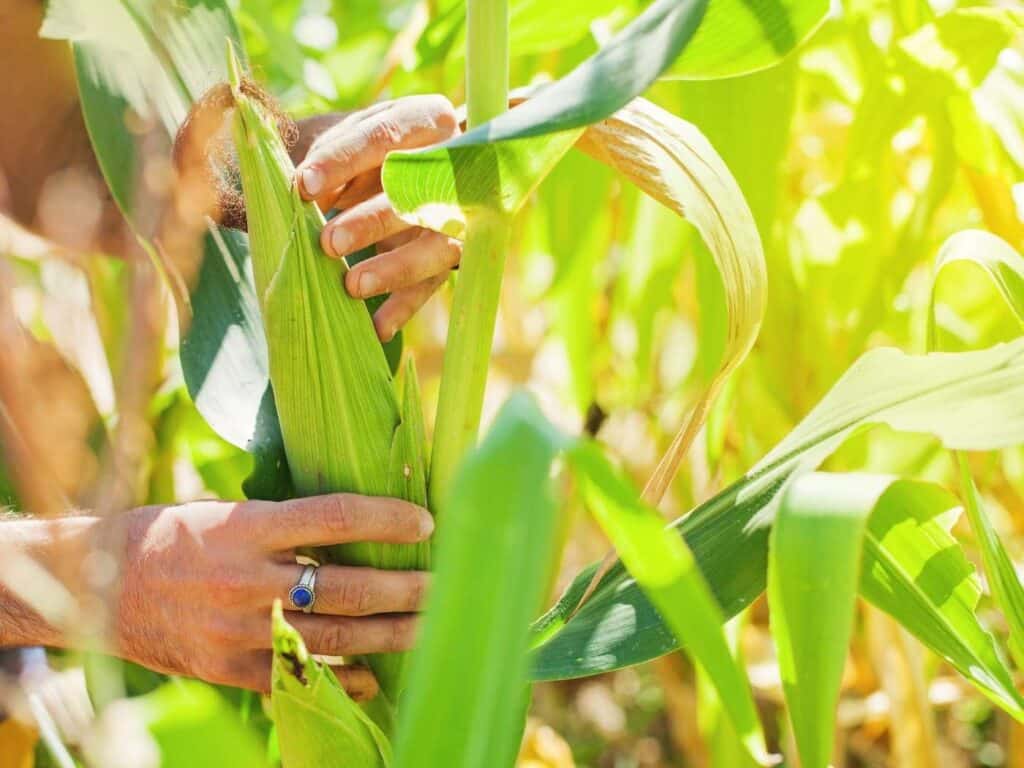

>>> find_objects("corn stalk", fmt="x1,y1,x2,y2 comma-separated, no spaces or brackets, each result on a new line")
427,0,511,508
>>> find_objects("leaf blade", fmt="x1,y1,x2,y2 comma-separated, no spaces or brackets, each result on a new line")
571,443,772,765
532,340,1024,720
393,394,562,768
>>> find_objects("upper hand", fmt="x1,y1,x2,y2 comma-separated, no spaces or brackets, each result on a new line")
105,494,433,699
295,95,462,343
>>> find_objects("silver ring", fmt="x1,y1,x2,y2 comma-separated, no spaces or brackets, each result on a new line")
288,564,318,613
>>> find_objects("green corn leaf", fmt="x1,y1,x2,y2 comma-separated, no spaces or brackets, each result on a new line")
957,458,1024,670
928,230,1024,672
415,0,823,77
768,473,885,768
397,389,771,763
859,478,1024,719
696,615,759,768
531,338,1024,720
388,91,767,504
929,229,1024,350
271,603,392,768
767,473,985,768
189,226,292,501
393,394,562,768
383,0,827,226
40,0,294,495
383,0,710,227
569,443,772,766
662,0,828,80
413,0,628,69
974,50,1024,172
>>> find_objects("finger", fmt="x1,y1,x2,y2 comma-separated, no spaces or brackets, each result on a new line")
331,665,380,702
332,173,383,212
346,231,461,299
372,274,448,342
277,564,429,616
248,494,434,550
288,614,420,656
337,100,394,130
224,651,379,700
297,95,458,201
322,192,414,259
314,171,382,215
377,227,421,253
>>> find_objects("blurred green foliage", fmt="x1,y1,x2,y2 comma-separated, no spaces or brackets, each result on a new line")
6,0,1024,765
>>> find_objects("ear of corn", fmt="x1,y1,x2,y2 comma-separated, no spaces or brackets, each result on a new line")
271,602,393,767
226,45,429,707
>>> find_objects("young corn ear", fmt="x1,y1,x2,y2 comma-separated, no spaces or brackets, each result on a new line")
226,46,429,704
271,602,393,767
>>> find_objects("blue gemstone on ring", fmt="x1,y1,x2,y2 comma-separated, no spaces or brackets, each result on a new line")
290,585,314,608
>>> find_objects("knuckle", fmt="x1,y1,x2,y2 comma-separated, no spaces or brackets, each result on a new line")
340,576,376,615
321,135,359,167
395,256,418,286
319,494,357,538
279,497,304,525
319,620,355,654
381,503,408,536
363,201,393,242
364,118,405,150
389,617,415,652
407,573,428,610
420,95,458,134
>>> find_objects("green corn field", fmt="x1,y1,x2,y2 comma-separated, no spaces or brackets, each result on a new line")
1,0,1024,766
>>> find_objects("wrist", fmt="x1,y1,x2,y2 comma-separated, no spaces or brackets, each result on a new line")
0,516,98,648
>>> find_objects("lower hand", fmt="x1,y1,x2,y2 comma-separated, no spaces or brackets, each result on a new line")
101,494,433,699
295,95,462,343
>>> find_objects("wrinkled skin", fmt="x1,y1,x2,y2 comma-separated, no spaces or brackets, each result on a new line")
1,494,434,697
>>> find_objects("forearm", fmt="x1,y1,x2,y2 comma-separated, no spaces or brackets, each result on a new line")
0,516,96,648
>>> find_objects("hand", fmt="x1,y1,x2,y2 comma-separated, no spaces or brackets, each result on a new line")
102,494,433,698
295,96,462,343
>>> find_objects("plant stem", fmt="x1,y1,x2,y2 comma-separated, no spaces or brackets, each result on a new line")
428,0,510,510
430,213,510,508
465,0,509,128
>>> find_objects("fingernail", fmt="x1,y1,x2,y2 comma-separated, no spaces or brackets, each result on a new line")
374,314,395,343
419,513,435,538
300,166,324,197
330,227,354,258
357,271,382,297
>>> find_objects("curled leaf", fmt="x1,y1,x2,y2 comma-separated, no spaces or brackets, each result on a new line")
578,98,766,504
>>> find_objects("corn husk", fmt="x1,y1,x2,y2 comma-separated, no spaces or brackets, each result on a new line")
271,602,392,767
226,45,428,708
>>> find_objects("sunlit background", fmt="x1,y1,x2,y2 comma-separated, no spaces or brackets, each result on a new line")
2,0,1024,765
